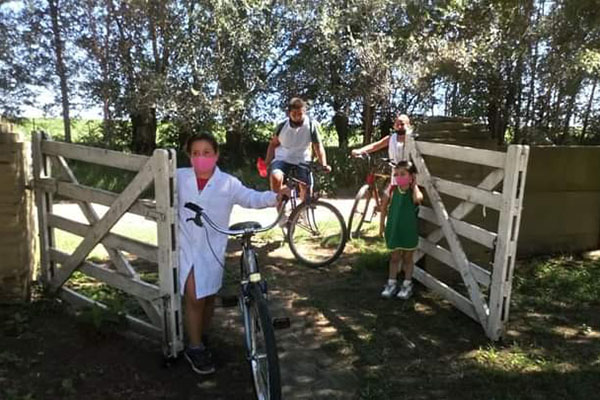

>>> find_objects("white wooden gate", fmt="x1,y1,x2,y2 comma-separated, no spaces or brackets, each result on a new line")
405,135,529,340
32,132,183,357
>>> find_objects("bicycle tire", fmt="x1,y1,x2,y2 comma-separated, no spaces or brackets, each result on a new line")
348,184,373,239
247,283,281,400
287,200,347,267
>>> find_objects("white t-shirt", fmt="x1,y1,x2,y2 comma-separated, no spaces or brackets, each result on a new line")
274,118,321,165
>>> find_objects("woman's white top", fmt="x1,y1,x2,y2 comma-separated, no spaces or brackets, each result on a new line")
387,127,413,183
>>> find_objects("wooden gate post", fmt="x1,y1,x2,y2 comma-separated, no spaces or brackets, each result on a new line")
0,123,35,302
154,149,184,357
487,145,530,340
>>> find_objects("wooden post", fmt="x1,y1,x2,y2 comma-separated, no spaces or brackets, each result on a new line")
487,145,530,339
0,124,34,302
32,132,55,285
154,149,183,358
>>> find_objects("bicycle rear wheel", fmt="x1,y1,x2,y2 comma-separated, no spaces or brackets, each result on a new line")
287,200,347,267
247,283,281,400
348,184,374,239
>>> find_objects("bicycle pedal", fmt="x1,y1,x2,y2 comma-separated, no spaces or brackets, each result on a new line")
272,317,291,330
220,295,238,308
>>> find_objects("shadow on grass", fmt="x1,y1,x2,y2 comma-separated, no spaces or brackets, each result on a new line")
254,245,600,399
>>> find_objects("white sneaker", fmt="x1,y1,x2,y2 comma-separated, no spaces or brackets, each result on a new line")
397,281,413,300
381,282,398,298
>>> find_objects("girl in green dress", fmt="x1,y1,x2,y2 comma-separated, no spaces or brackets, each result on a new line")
382,161,423,299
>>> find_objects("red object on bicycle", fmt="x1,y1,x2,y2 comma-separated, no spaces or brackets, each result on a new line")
257,157,268,178
366,172,375,186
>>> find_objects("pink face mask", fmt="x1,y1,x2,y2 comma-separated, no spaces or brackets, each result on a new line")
192,156,217,173
395,175,412,188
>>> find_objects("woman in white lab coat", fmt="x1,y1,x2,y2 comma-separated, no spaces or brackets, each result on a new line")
177,133,285,375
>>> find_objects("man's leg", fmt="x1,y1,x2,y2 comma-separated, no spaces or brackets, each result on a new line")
297,164,312,203
269,160,288,194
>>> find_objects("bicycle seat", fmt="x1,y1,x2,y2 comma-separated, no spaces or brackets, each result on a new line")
229,221,262,231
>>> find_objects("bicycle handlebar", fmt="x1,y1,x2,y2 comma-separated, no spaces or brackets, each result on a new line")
184,200,288,236
351,153,394,166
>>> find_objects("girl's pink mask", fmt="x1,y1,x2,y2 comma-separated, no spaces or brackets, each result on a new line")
395,175,412,188
192,156,218,173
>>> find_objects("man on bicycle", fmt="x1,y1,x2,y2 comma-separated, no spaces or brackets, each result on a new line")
265,97,331,201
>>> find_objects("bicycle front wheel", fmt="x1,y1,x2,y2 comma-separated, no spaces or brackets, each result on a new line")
247,283,281,400
287,200,347,267
348,184,374,239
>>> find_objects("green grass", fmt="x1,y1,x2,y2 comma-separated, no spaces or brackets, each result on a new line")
513,255,600,307
297,252,600,400
14,118,103,142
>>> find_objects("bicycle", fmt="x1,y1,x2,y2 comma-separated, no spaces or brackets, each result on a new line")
280,162,348,267
184,202,290,400
347,154,392,239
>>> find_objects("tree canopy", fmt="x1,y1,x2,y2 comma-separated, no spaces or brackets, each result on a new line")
1,0,599,152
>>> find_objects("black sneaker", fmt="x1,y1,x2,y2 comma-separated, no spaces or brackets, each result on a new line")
184,347,216,375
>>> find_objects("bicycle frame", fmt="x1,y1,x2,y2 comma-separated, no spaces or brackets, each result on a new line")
184,201,285,399
363,156,390,220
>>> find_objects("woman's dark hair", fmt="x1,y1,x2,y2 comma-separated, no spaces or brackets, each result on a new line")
288,97,307,111
395,160,417,175
185,133,219,155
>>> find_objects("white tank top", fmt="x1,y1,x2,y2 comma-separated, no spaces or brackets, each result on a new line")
387,128,412,183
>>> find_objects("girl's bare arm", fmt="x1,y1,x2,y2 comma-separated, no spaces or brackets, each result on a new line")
412,183,424,205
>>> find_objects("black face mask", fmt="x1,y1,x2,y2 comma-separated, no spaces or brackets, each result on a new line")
395,126,406,135
289,118,304,128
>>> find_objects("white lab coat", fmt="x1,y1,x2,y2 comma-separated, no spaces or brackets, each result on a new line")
177,167,278,299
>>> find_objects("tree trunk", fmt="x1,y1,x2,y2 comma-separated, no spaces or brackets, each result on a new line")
333,109,349,149
48,0,71,143
560,84,580,145
130,107,157,155
379,109,394,139
450,81,459,115
513,55,524,144
225,126,243,155
362,98,375,145
580,78,597,144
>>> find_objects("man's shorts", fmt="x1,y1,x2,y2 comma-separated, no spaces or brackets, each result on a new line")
268,160,311,185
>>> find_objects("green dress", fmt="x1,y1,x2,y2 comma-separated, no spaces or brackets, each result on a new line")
385,186,418,250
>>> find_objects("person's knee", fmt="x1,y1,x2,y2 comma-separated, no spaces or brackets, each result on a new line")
390,251,401,262
402,251,413,263
271,171,284,182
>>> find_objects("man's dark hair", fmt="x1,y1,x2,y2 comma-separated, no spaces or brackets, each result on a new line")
185,133,219,154
288,97,307,111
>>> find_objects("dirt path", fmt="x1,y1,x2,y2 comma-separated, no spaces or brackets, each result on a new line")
4,200,360,399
